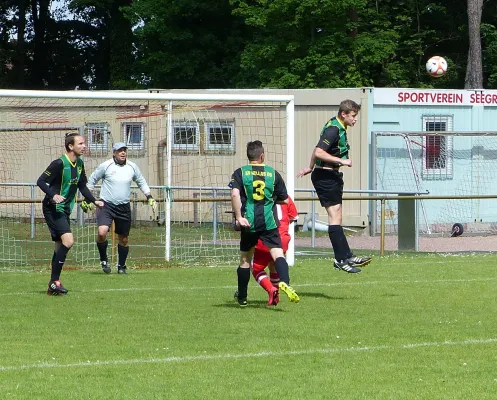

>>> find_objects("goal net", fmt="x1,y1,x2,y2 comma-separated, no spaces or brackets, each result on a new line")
0,90,294,270
374,130,497,236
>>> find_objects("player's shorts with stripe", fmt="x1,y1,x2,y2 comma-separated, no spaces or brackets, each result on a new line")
239,228,282,252
42,205,71,242
311,168,344,207
97,202,132,236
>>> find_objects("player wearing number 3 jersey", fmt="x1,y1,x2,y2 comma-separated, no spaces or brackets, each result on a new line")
234,164,281,232
229,140,299,307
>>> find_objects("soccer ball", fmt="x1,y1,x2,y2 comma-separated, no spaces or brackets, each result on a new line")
426,56,448,78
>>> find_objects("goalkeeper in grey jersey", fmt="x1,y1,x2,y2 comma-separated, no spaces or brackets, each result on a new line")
86,142,158,274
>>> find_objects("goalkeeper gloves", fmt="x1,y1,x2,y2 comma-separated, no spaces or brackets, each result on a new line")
80,200,94,213
148,197,158,216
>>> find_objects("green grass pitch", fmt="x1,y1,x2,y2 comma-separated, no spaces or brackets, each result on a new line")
1,252,496,399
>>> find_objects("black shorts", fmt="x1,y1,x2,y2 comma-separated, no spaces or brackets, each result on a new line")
96,202,132,236
311,168,344,207
239,228,282,252
42,205,71,242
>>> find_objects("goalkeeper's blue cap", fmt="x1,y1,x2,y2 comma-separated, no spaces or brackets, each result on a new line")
112,142,127,151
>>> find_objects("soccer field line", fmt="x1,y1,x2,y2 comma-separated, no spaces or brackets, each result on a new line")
1,276,496,297
0,337,496,372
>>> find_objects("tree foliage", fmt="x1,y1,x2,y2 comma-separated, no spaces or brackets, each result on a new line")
230,0,471,88
0,0,496,89
124,0,250,88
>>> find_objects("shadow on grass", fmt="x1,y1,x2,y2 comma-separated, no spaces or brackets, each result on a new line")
88,271,109,275
41,291,69,296
214,301,285,311
297,291,358,300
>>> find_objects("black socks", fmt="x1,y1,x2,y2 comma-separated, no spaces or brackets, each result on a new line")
51,244,70,281
274,257,290,285
237,266,251,299
328,225,352,262
117,244,129,268
97,240,108,262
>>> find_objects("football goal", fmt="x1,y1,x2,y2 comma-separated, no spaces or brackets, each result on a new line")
0,89,294,270
374,130,497,236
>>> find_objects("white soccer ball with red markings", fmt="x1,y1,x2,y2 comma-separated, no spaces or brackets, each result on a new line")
426,56,448,78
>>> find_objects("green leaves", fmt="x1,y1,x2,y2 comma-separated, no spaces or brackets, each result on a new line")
482,23,497,87
0,0,496,89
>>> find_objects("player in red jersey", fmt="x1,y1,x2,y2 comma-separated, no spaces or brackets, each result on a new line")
252,196,298,305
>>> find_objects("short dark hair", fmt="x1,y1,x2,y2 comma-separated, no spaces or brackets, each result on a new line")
338,100,361,115
246,140,264,161
64,132,81,151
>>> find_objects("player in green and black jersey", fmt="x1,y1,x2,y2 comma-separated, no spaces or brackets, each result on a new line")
37,133,103,295
231,163,283,232
229,140,299,306
297,99,372,273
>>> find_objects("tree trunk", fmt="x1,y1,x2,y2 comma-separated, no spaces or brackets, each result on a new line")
465,0,484,89
30,0,50,88
108,0,134,89
16,0,27,88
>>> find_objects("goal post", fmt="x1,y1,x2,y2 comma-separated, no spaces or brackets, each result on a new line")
374,130,497,237
0,89,295,269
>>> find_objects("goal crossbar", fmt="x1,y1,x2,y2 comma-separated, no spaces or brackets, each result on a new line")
0,89,294,103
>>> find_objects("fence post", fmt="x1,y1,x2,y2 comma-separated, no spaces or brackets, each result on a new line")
193,192,199,227
132,192,137,226
212,189,217,244
380,199,386,256
30,184,35,238
111,221,116,265
311,190,316,248
77,192,84,226
398,194,417,251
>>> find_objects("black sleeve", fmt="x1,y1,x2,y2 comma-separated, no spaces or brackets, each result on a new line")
36,159,62,198
79,186,96,203
228,168,243,192
315,126,339,152
273,171,288,202
78,164,96,203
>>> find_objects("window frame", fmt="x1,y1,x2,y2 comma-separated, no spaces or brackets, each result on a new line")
421,115,453,180
86,122,109,151
122,122,145,151
172,121,200,151
204,121,236,152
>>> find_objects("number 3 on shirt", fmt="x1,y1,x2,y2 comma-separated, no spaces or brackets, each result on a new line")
253,181,265,200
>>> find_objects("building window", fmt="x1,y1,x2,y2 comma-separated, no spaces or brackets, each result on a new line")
204,122,235,152
122,122,145,150
172,122,199,151
422,115,453,179
86,123,109,151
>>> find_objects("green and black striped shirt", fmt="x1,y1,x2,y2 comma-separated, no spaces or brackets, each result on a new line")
230,164,288,232
315,116,350,168
37,154,95,214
